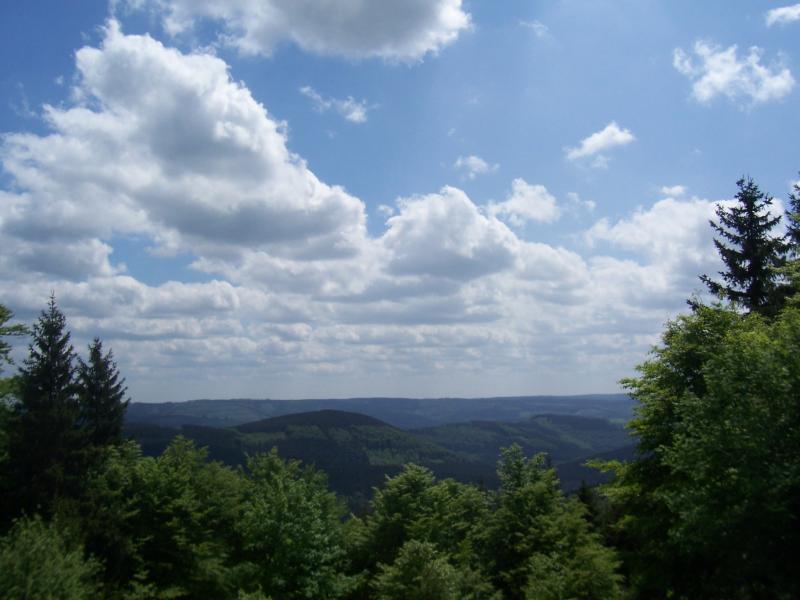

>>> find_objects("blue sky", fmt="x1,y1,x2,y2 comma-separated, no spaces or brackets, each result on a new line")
1,0,799,402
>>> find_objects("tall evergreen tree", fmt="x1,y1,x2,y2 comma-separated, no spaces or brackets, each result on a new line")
0,304,27,374
786,176,800,256
700,177,787,314
77,338,129,449
5,296,81,517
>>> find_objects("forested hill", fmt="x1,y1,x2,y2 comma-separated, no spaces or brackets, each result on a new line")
125,393,634,429
124,408,632,505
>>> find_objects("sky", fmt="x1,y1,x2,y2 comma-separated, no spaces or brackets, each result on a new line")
1,0,799,403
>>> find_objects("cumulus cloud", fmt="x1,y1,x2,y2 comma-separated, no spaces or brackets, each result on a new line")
299,86,371,123
584,196,732,298
489,179,560,226
1,21,367,266
565,122,635,164
766,4,800,26
454,155,499,179
673,41,795,105
0,21,730,402
382,186,517,280
120,0,471,61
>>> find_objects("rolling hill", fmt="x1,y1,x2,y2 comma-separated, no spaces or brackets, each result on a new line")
125,394,634,429
123,408,633,507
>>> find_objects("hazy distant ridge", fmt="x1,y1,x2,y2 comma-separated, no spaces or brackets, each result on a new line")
126,394,634,429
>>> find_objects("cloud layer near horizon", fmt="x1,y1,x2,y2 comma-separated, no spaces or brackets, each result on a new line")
1,23,729,401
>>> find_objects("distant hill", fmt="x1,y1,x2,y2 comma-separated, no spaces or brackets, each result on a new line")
124,410,496,507
413,414,633,465
123,407,634,507
125,394,634,429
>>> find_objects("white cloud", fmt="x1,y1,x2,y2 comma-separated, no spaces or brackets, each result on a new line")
454,155,499,179
584,196,738,298
377,204,395,218
520,20,550,38
489,179,560,226
660,185,686,197
673,41,795,105
120,0,471,61
0,22,735,402
1,21,367,266
766,4,800,26
565,122,635,163
566,192,596,213
299,86,370,123
382,186,517,280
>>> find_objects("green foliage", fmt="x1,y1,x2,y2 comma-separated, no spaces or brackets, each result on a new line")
233,448,351,599
346,464,497,598
0,304,27,374
786,177,800,255
700,177,787,314
0,515,101,599
81,437,245,598
5,296,82,518
604,302,800,598
372,540,461,600
480,445,622,600
77,338,129,449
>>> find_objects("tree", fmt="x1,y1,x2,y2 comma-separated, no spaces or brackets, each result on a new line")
372,540,461,600
479,445,622,600
785,177,800,255
0,303,27,402
5,296,81,517
0,516,101,599
0,304,27,375
700,177,787,314
77,338,129,449
233,449,350,599
79,437,245,598
602,303,800,598
348,465,497,600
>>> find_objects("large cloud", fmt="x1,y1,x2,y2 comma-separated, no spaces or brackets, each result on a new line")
0,24,728,401
120,0,471,61
1,21,367,268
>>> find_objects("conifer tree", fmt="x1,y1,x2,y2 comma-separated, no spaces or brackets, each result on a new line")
700,177,787,314
0,304,27,374
6,296,81,516
786,177,800,256
77,338,129,449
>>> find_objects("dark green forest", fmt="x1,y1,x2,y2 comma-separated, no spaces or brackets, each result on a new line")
1,175,799,598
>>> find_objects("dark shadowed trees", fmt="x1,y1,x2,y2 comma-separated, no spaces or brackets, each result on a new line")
5,296,81,517
77,338,129,450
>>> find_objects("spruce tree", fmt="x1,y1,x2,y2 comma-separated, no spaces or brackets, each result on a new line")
0,304,27,374
77,338,129,449
700,177,787,314
6,296,81,516
786,177,800,256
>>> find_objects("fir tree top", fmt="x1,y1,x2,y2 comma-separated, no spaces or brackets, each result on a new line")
700,177,787,314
